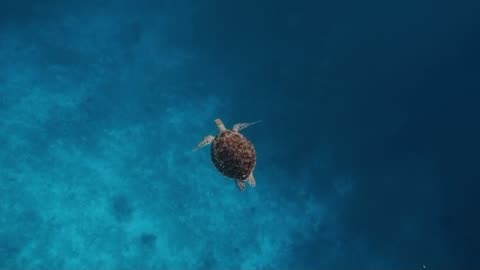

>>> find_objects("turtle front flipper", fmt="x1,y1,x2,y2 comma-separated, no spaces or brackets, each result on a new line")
235,179,246,191
232,121,262,132
193,135,215,151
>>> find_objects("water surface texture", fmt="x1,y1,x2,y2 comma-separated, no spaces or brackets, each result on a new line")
1,1,479,269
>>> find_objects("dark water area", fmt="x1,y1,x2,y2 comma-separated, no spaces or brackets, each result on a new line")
0,0,479,269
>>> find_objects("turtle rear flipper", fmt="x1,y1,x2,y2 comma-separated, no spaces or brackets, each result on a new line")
235,180,246,191
247,173,256,187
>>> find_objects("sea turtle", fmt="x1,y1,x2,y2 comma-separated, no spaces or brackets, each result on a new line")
193,118,261,191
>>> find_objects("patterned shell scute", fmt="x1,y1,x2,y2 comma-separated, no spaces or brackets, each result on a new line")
211,130,256,180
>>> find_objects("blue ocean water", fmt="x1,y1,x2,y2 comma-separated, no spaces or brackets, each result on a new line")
1,0,479,269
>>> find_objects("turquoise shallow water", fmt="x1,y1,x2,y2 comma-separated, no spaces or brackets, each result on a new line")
1,1,479,269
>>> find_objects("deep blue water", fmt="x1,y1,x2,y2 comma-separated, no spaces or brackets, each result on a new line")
1,1,479,269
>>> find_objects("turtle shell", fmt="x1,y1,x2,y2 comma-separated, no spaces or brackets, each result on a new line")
211,130,256,180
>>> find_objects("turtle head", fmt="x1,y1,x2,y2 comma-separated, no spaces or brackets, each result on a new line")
214,118,227,132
